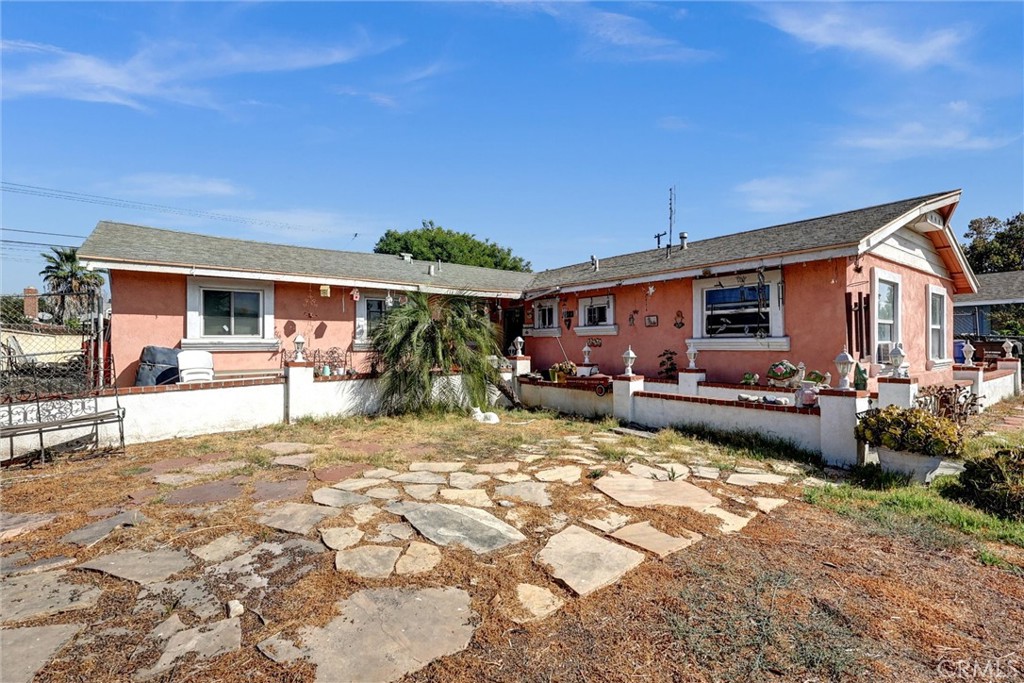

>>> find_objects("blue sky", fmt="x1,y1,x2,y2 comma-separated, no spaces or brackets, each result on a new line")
2,1,1022,291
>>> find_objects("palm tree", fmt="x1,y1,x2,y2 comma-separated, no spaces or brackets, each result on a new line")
38,247,104,324
369,292,504,415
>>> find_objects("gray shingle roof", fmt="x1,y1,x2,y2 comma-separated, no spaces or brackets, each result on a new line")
79,221,535,296
954,270,1024,304
527,191,958,291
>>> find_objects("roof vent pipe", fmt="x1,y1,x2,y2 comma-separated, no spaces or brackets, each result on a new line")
428,264,436,276
590,255,599,272
400,253,413,263
681,232,688,249
436,259,441,273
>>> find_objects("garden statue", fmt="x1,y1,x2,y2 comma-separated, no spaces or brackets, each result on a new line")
740,372,759,386
803,369,832,388
766,360,804,388
854,363,868,391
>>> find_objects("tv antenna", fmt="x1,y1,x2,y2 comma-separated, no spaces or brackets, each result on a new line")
668,185,675,247
654,230,667,248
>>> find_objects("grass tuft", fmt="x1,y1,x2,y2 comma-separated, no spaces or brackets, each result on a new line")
666,422,822,467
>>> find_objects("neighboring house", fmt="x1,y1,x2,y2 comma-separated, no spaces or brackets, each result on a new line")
77,223,532,386
953,270,1024,336
79,190,977,390
522,190,975,389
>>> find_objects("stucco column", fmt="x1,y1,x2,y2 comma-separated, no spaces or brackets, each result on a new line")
876,376,918,409
678,368,705,396
508,355,532,376
817,389,870,468
953,364,985,397
613,374,645,424
995,357,1022,395
285,362,316,423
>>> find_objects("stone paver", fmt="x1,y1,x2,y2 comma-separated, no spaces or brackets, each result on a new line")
0,553,75,577
494,481,551,507
1,571,101,624
312,487,371,508
475,461,519,474
536,525,644,596
257,632,306,664
136,618,241,680
273,453,317,470
627,463,670,481
594,473,720,511
191,533,251,563
188,459,247,476
259,502,340,535
334,477,388,491
800,476,839,488
409,461,465,473
0,624,82,683
769,461,805,475
439,488,493,507
511,583,564,624
395,541,441,575
259,442,312,456
301,588,475,683
705,507,757,533
350,504,381,524
364,486,401,500
372,522,416,542
80,548,192,584
135,578,221,620
152,473,200,486
691,466,720,479
582,509,630,533
320,527,364,550
404,504,526,554
0,511,58,542
495,473,532,483
60,510,147,547
391,471,447,485
252,478,309,502
404,484,439,500
752,497,789,513
334,545,402,579
128,487,160,503
207,539,324,595
138,456,198,475
165,480,244,506
535,465,582,484
384,501,424,516
610,521,701,557
362,468,400,479
449,472,491,489
726,473,789,487
314,463,369,482
656,463,689,478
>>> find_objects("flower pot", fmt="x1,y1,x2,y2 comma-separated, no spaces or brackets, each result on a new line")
875,447,946,484
555,372,566,384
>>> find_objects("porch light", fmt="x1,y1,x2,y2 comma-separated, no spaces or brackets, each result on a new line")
294,334,306,363
512,336,525,357
889,342,906,378
685,342,698,369
962,339,975,367
622,345,637,376
834,346,855,391
1003,339,1015,358
582,344,592,364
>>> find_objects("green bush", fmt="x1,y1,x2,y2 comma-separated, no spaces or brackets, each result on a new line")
855,405,962,458
957,446,1024,521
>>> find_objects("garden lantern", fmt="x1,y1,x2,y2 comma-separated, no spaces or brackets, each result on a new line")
962,339,975,367
834,346,855,391
512,336,524,357
685,342,698,370
622,345,637,376
1003,339,1014,358
889,342,906,378
582,344,591,364
294,334,306,363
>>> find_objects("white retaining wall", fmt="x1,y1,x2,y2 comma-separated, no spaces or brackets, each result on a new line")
697,384,798,402
519,383,612,418
980,372,1018,409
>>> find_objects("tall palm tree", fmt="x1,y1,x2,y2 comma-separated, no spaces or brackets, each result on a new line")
369,292,503,415
38,247,104,324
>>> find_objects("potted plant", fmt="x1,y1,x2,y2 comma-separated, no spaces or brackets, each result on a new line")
855,406,963,483
549,360,577,383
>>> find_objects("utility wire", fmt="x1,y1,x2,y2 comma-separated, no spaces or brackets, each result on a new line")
0,239,80,249
1,227,88,239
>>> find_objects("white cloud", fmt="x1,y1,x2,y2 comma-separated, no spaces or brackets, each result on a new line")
335,86,400,108
107,173,246,199
735,171,846,214
543,5,711,63
1,31,399,110
840,122,1016,154
761,5,967,70
657,115,690,131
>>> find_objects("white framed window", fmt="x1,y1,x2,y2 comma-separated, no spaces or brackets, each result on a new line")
871,267,902,364
688,270,788,351
576,295,617,335
354,291,389,350
183,277,278,351
928,284,950,364
528,298,561,338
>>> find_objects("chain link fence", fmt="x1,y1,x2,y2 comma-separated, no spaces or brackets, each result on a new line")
1,290,113,401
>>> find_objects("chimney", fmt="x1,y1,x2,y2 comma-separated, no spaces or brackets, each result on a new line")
23,287,39,320
681,232,688,249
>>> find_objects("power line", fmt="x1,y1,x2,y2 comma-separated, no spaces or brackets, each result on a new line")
0,239,80,249
1,181,350,237
1,227,89,239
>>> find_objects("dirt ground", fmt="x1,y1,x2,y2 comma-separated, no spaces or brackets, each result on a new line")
2,411,1022,683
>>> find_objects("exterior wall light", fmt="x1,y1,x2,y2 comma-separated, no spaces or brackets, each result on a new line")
622,345,637,376
834,346,856,391
294,334,306,363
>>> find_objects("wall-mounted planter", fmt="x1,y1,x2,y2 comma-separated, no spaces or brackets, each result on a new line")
875,447,946,484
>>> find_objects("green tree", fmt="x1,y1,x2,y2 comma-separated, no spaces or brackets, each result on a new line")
374,220,531,272
38,247,104,324
963,213,1024,274
369,292,502,415
0,295,31,326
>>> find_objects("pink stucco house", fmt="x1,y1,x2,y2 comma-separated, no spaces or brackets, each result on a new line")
78,190,976,390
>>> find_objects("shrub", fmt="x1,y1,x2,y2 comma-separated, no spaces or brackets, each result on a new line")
855,405,962,458
957,446,1024,521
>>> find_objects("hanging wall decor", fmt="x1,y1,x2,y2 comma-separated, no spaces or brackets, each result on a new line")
673,311,686,329
645,315,659,327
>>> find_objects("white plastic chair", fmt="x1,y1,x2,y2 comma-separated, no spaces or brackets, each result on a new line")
176,350,214,383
